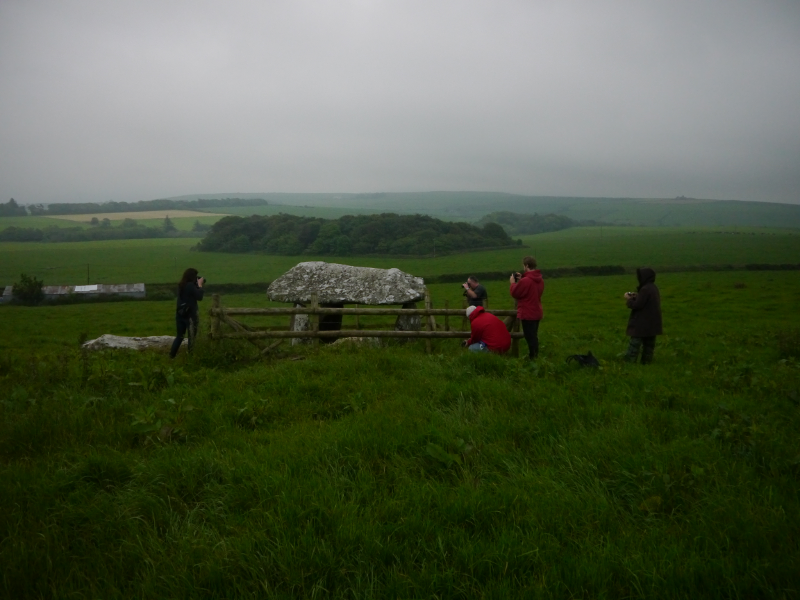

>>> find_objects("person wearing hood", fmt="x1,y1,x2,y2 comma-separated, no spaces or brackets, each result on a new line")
623,267,662,364
463,305,511,353
170,268,205,358
509,256,544,359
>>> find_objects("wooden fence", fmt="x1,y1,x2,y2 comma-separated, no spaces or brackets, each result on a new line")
208,292,524,356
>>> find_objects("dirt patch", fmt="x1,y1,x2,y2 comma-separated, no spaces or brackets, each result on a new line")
48,210,228,221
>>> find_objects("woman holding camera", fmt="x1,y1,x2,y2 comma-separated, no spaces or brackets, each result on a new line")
169,268,205,358
509,256,544,359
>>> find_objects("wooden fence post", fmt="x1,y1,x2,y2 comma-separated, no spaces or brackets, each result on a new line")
211,294,221,340
310,293,320,347
424,290,433,354
444,300,450,332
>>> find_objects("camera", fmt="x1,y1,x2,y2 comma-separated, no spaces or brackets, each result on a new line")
197,274,207,284
513,272,521,282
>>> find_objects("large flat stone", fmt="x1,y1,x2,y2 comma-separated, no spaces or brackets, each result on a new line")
267,262,425,305
82,334,184,351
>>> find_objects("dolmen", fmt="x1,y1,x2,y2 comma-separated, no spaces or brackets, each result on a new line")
267,261,426,344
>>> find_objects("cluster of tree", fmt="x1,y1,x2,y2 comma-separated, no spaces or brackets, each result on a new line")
0,199,27,217
476,211,577,235
0,217,196,243
25,197,268,216
197,213,516,255
11,273,45,306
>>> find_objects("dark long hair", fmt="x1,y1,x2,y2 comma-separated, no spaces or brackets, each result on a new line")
178,268,199,292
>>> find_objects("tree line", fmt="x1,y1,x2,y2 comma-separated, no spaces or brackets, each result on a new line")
0,199,27,217
197,213,518,255
0,217,205,243
476,211,579,235
0,197,268,216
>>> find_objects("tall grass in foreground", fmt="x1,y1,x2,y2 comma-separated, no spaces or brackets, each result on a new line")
1,321,799,598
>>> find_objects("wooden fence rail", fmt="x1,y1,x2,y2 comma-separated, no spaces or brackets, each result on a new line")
212,307,518,317
213,329,526,340
208,294,524,356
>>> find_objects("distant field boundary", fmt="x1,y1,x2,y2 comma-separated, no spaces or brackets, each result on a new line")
47,210,227,221
424,263,800,283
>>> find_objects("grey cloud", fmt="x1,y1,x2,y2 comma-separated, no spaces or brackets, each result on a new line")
1,0,798,204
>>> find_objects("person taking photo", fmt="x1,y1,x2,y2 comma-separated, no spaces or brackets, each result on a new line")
462,276,488,307
170,268,205,358
509,256,544,359
623,267,662,364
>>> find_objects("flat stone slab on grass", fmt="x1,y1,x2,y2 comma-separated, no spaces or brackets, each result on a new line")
267,262,425,305
83,334,185,351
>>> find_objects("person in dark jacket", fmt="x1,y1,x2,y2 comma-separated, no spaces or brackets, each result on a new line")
463,305,511,353
509,256,544,359
462,276,488,307
624,267,662,364
170,268,205,358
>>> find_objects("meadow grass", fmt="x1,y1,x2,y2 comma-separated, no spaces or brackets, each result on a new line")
1,270,799,598
2,226,799,287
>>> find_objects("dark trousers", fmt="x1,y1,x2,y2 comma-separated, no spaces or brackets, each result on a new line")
626,336,656,364
521,319,540,359
170,315,198,358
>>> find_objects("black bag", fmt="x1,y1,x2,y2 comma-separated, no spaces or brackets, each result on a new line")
566,351,600,367
177,302,190,318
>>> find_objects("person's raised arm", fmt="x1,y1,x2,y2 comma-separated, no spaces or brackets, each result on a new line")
626,288,649,309
195,277,205,300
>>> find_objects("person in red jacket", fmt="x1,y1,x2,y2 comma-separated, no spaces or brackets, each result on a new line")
463,305,511,353
509,256,544,359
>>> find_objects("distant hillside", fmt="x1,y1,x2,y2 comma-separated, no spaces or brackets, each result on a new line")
476,211,578,235
167,192,800,228
196,213,516,255
25,197,268,216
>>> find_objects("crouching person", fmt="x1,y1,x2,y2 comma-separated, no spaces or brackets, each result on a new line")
623,267,662,364
463,306,511,354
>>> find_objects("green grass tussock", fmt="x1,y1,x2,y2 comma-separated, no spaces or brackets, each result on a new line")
2,270,800,597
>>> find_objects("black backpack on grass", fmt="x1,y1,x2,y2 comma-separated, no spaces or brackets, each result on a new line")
566,351,600,367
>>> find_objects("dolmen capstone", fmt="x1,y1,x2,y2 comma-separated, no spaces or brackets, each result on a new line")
267,261,426,344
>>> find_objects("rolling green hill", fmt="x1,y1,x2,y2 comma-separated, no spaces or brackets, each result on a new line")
172,192,800,228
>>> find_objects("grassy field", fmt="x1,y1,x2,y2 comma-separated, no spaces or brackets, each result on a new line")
1,269,799,597
0,214,224,233
1,226,799,288
171,191,800,227
1,271,797,353
216,204,387,219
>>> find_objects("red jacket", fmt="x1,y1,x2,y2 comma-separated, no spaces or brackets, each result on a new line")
510,269,544,320
467,306,511,353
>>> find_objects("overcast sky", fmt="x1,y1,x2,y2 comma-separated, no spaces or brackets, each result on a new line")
1,1,799,205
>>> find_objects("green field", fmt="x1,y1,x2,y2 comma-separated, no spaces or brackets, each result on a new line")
0,214,223,233
2,228,800,597
2,226,799,288
172,191,800,227
214,205,386,219
1,271,796,353
2,268,799,597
